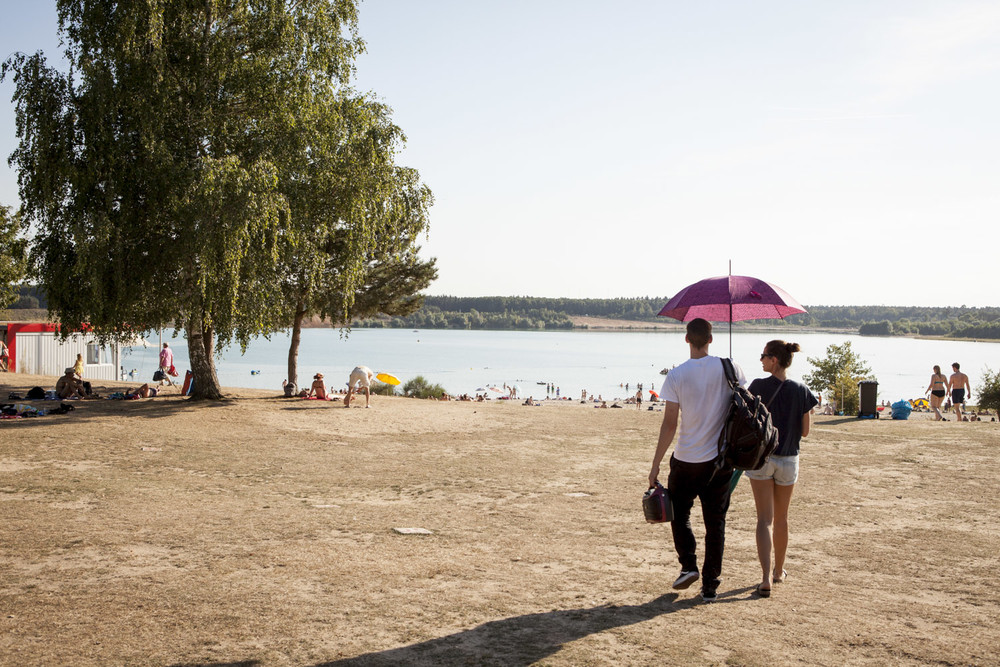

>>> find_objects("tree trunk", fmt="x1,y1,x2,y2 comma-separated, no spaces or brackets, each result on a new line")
286,302,306,391
187,316,224,400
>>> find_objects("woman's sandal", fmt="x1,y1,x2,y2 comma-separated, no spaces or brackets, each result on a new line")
773,569,788,584
756,584,771,598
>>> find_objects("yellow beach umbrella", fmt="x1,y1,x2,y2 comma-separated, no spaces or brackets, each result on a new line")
376,372,400,386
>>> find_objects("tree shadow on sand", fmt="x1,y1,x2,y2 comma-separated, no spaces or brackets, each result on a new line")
315,589,749,666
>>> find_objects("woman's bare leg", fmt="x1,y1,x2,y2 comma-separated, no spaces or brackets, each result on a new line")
749,478,775,590
772,483,795,581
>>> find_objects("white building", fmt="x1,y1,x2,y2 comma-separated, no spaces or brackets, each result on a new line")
1,322,122,381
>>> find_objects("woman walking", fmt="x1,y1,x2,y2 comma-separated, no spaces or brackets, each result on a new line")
746,340,818,598
926,365,948,421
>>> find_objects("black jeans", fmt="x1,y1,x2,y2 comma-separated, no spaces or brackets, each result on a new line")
667,455,733,592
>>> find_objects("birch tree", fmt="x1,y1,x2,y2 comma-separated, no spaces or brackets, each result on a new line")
4,0,431,398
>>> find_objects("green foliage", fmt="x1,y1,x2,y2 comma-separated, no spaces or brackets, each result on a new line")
3,1,434,399
0,205,28,309
370,381,397,397
859,320,892,336
828,370,861,415
361,306,574,331
402,375,447,399
12,295,39,309
354,299,1000,336
977,367,1000,416
803,341,874,413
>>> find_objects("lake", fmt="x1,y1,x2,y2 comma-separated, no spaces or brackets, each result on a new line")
122,328,1000,404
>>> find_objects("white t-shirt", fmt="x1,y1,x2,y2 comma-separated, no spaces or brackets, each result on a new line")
660,355,746,464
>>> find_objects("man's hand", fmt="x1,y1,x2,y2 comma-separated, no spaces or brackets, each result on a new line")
648,401,679,490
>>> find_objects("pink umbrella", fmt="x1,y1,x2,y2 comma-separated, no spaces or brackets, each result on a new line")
658,273,806,356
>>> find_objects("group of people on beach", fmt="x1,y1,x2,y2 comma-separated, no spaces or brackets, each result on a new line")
925,363,972,421
648,318,816,602
285,365,375,408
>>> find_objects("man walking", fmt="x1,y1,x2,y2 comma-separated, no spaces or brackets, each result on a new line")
648,318,746,602
949,362,971,421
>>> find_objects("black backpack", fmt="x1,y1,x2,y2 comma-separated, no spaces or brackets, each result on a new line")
717,358,781,471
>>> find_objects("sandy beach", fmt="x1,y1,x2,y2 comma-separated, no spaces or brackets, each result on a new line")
2,373,998,666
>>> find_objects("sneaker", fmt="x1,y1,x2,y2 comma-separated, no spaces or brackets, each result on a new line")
700,588,718,603
672,570,699,590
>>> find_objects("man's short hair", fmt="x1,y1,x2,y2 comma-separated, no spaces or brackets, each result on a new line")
686,318,713,349
953,362,960,370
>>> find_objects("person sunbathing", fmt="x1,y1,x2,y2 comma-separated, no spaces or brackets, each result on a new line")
307,373,328,400
128,383,156,399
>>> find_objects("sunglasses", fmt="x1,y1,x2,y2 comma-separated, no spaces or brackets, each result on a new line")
760,353,775,360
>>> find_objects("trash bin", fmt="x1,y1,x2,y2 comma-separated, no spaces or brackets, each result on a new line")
858,380,878,418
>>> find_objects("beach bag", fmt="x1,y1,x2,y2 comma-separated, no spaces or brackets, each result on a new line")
643,482,673,523
27,386,45,400
716,358,780,472
152,370,165,382
168,364,178,377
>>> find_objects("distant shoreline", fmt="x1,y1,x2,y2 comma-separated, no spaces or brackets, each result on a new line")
3,311,991,343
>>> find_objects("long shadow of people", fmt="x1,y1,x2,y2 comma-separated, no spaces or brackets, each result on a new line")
313,591,728,666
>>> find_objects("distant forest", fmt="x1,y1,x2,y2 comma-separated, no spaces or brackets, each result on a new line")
6,288,999,339
352,295,1000,340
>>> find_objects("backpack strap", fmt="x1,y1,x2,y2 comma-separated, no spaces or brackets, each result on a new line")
766,381,786,409
720,357,738,389
713,358,739,483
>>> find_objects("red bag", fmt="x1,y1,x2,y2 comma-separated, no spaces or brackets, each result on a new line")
168,364,178,377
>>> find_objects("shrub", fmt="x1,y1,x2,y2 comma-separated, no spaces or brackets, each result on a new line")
977,367,1000,416
370,381,397,396
402,375,447,399
859,320,892,336
827,369,861,415
804,341,875,415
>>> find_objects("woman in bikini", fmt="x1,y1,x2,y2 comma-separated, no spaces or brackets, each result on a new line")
926,365,947,421
746,340,818,598
308,373,328,400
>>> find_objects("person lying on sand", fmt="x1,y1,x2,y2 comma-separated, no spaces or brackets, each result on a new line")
126,383,156,399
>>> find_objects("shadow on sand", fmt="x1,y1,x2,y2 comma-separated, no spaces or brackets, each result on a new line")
312,589,750,666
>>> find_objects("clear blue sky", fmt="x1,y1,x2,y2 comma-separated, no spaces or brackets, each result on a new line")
3,1,999,307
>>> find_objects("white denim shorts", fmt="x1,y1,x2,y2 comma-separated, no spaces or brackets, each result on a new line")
744,454,799,486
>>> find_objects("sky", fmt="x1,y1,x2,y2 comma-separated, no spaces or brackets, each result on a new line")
2,1,999,307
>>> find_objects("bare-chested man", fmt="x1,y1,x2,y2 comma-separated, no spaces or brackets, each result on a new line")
55,368,84,399
948,362,971,421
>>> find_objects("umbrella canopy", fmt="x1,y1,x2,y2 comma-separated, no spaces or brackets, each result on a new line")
658,273,806,357
376,373,400,386
658,275,806,322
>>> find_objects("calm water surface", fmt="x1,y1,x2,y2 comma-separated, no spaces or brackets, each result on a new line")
122,329,1000,404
